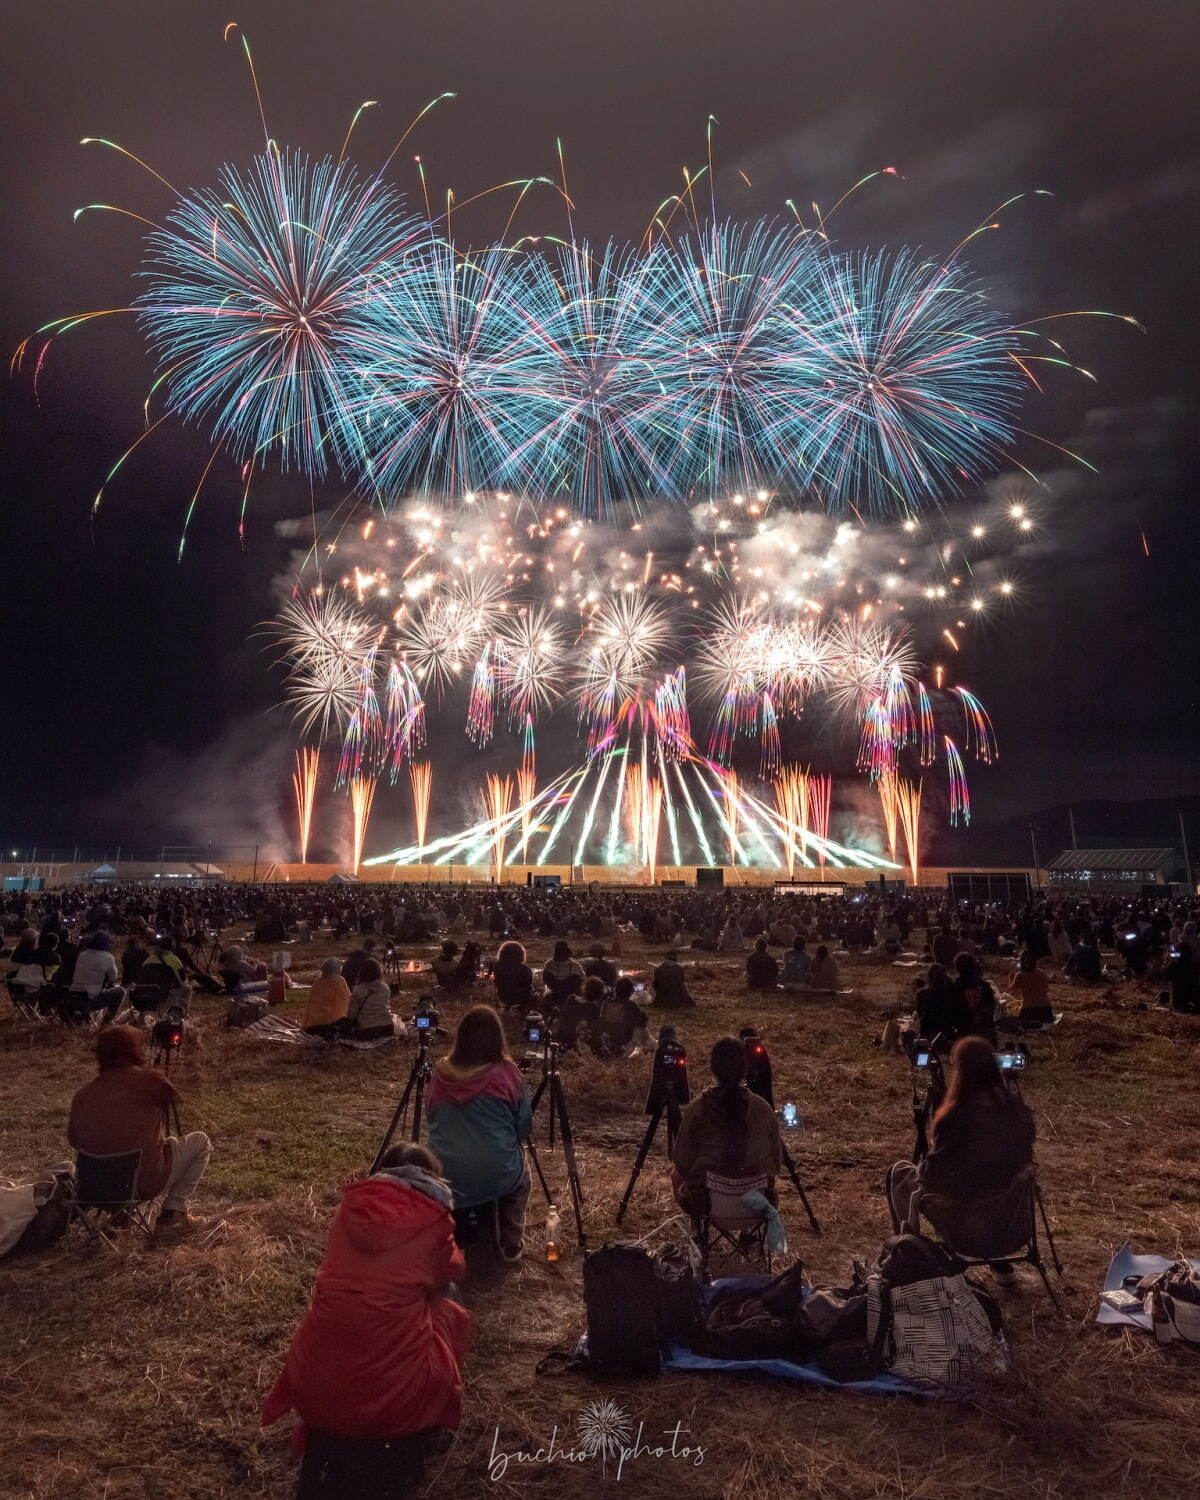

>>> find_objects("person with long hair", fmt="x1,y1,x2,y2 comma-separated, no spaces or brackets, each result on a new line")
427,1006,532,1261
491,940,534,1012
886,1036,1036,1279
262,1142,474,1500
670,1036,782,1216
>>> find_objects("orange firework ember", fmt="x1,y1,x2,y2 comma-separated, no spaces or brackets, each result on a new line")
292,747,320,863
409,761,432,854
895,776,922,886
876,771,900,860
723,768,742,864
485,774,514,881
349,775,376,875
516,764,537,859
645,776,663,884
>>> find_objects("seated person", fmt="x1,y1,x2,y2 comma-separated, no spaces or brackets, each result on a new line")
445,941,481,993
781,937,812,990
594,977,649,1057
340,941,378,990
582,944,619,989
652,950,695,1008
718,917,745,953
1008,949,1054,1028
809,944,841,992
886,1036,1035,1281
541,942,585,1007
1163,945,1200,1015
9,928,49,1002
745,938,779,992
120,931,150,989
67,931,127,1022
262,1143,474,1498
303,957,352,1039
67,1024,211,1238
671,1036,783,1216
915,963,967,1043
345,959,397,1040
1064,938,1102,985
427,1006,532,1262
431,941,461,988
555,975,604,1050
138,939,191,1006
952,953,999,1044
492,940,534,1012
219,944,269,996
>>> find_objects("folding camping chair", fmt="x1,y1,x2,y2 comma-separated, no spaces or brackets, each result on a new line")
68,1149,157,1249
691,1171,773,1276
6,981,49,1025
916,1164,1065,1313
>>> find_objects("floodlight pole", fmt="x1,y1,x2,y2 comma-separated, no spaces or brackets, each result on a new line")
1180,812,1194,895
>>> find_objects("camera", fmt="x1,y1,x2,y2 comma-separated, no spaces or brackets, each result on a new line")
523,1011,547,1046
152,1005,186,1069
407,996,445,1041
914,1049,932,1068
780,1100,800,1129
739,1027,774,1108
996,1047,1027,1072
645,1026,690,1113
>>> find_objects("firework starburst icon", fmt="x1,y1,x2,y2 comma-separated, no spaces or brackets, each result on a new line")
576,1398,633,1461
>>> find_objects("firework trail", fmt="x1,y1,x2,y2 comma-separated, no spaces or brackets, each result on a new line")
349,775,377,875
466,641,497,745
954,687,998,763
895,777,923,885
809,773,832,864
645,776,664,883
484,774,514,880
409,761,432,855
944,737,971,826
724,769,743,866
876,771,900,860
516,717,537,860
292,747,320,863
759,693,781,780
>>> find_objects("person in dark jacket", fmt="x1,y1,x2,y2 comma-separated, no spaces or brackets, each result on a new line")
492,941,534,1012
594,977,649,1056
887,1036,1035,1281
541,942,585,1007
915,964,968,1043
745,938,779,993
651,951,695,1008
951,953,998,1044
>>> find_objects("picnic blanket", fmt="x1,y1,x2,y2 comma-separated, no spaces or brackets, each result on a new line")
661,1275,930,1397
247,1014,400,1050
1098,1246,1200,1331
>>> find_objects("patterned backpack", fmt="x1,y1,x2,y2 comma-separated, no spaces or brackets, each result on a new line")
866,1233,1009,1387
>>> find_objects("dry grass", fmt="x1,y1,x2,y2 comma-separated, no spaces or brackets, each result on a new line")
3,928,1200,1499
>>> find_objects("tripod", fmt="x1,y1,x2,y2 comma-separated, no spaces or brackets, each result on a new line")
526,1042,586,1248
371,1031,436,1170
780,1141,821,1233
615,1082,684,1224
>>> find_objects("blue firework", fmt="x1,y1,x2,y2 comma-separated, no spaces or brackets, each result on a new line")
634,219,825,495
339,238,540,497
137,150,428,472
773,249,1027,510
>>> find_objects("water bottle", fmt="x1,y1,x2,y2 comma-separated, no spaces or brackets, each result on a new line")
544,1204,561,1263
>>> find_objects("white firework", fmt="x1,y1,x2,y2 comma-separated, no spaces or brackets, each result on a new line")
275,592,376,739
576,1398,633,1462
825,617,918,715
495,605,567,722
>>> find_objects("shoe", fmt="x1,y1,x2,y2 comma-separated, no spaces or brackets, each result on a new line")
499,1243,524,1263
154,1209,198,1241
991,1262,1017,1284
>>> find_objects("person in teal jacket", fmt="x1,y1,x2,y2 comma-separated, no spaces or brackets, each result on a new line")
427,1005,532,1262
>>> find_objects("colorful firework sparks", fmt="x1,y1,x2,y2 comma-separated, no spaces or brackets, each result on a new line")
895,775,923,885
483,773,515,880
409,760,433,851
272,491,1024,864
21,29,1139,527
349,774,377,875
944,736,971,826
273,590,377,738
292,747,320,863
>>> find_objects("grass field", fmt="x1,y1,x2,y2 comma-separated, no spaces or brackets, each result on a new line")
2,927,1199,1500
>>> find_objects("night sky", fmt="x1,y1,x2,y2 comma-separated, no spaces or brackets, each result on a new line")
3,2,1196,861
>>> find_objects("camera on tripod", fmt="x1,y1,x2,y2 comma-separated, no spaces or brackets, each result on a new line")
407,996,446,1041
739,1026,774,1107
152,1005,186,1070
645,1026,689,1113
523,1011,548,1046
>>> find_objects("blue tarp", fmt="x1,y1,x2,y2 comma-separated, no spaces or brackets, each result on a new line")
1098,1246,1200,1331
661,1275,930,1397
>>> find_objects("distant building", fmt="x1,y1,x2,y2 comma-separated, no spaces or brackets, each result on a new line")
1046,847,1182,891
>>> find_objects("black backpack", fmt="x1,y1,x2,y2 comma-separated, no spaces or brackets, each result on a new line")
583,1244,661,1376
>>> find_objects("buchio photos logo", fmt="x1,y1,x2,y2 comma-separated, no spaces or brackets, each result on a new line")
488,1398,707,1481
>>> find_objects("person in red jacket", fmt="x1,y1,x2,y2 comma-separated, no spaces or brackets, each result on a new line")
262,1143,475,1500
